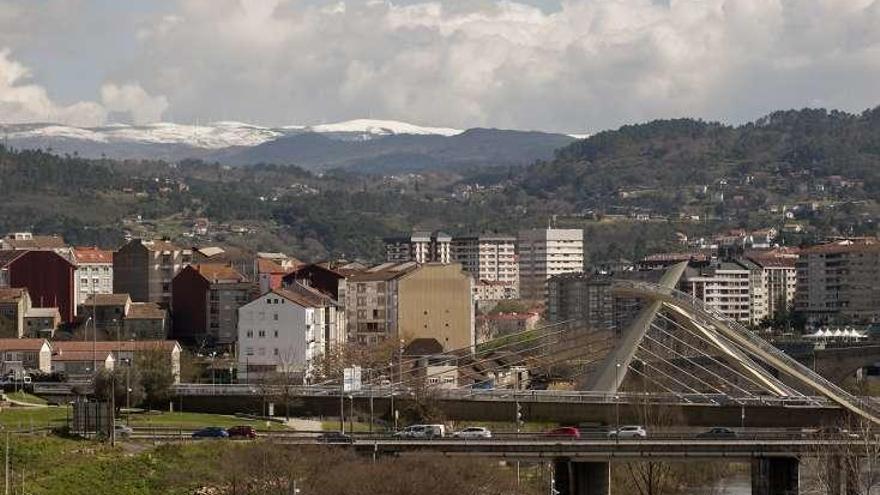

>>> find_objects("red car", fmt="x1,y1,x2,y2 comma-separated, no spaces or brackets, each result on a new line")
545,427,581,439
226,425,258,439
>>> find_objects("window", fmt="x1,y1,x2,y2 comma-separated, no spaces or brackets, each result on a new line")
245,347,254,356
273,348,279,356
246,330,253,338
258,330,266,338
273,313,278,321
274,330,279,338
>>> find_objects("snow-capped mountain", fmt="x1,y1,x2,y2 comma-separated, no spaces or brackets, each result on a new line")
0,119,575,172
0,118,463,150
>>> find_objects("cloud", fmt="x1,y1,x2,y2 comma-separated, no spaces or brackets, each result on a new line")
100,82,169,124
0,48,167,126
4,0,880,132
0,48,105,126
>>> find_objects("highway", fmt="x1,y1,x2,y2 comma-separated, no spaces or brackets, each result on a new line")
124,427,865,459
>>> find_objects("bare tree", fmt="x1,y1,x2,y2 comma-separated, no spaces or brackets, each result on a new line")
804,415,880,495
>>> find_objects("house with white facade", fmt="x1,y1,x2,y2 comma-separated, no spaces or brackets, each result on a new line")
72,247,113,308
237,285,342,383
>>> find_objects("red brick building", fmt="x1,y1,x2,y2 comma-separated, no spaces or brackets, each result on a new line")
0,251,76,323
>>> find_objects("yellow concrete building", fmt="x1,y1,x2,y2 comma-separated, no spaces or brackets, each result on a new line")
397,263,475,351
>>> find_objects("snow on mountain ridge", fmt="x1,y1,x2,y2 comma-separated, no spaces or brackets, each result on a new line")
2,118,464,149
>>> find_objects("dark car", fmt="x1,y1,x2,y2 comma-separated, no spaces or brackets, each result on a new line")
317,431,354,444
545,427,581,439
227,425,258,439
697,427,738,439
192,427,230,439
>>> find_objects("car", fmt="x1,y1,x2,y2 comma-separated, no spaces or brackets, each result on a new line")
226,425,258,439
114,424,134,439
608,426,647,439
394,424,446,439
545,427,581,439
316,431,354,444
192,427,230,439
813,426,859,439
452,427,492,439
697,427,737,439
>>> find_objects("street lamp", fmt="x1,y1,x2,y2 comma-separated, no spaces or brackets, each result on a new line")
615,363,621,433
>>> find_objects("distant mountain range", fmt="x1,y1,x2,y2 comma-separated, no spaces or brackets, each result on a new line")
0,119,578,173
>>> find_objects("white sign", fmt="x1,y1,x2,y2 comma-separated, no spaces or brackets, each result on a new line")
343,366,362,392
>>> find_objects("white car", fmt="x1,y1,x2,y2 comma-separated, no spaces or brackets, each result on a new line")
452,427,492,439
608,425,647,439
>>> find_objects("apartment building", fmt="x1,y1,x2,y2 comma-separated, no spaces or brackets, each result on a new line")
681,260,754,324
0,288,31,338
746,250,798,321
795,239,880,325
451,234,518,300
344,262,474,351
0,250,76,323
73,247,113,307
517,228,584,301
546,270,664,331
237,286,341,382
384,231,452,263
172,264,254,346
114,239,192,305
345,262,418,345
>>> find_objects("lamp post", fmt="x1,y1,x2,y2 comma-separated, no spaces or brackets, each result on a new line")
388,360,395,431
615,362,621,433
348,395,354,434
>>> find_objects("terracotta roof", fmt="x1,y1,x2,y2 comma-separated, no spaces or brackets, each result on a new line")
2,235,67,250
747,255,797,268
52,350,113,362
272,286,334,307
126,302,166,320
0,288,28,303
53,340,179,353
140,239,184,252
257,258,288,274
189,264,247,283
800,239,880,255
73,246,112,264
82,293,131,306
0,338,48,351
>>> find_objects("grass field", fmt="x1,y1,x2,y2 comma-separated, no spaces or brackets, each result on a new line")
6,391,50,405
0,406,67,430
125,411,289,431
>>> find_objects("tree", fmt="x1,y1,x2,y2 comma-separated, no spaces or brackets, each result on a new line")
137,346,176,409
93,368,144,413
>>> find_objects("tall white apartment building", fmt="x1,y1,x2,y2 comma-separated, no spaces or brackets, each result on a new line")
72,247,113,308
682,260,754,324
747,252,798,322
517,228,584,301
384,231,452,263
451,234,518,299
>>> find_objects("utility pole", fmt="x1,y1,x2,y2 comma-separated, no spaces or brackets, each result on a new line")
5,432,9,495
109,372,116,447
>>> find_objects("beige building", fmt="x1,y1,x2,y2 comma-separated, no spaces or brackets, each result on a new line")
114,239,192,305
397,263,475,351
0,288,31,338
795,239,880,325
345,262,418,345
0,338,52,374
517,228,584,301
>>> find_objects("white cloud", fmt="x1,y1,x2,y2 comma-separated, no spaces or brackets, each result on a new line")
0,48,168,126
4,0,880,132
101,82,169,124
0,48,105,126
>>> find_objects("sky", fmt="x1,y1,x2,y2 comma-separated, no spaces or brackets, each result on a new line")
1,0,879,134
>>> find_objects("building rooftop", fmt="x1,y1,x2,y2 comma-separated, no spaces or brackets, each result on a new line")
53,340,179,354
72,246,113,264
25,307,60,318
272,285,335,308
126,302,166,320
189,263,248,284
0,338,49,351
195,246,225,258
82,293,131,307
0,250,25,267
256,258,288,275
350,262,418,282
0,288,28,303
140,239,186,252
800,239,880,255
2,234,67,250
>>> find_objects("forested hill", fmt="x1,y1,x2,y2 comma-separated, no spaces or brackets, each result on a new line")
520,107,880,206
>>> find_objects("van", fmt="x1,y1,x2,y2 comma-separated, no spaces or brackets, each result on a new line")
395,424,446,439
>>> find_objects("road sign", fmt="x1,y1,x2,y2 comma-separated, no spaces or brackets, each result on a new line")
343,366,362,392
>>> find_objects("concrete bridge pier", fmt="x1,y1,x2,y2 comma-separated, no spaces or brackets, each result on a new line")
553,459,611,495
751,457,799,495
